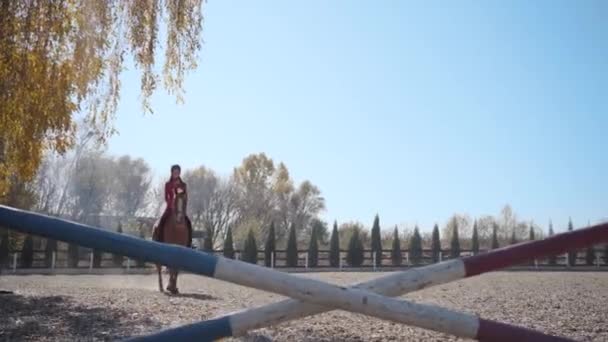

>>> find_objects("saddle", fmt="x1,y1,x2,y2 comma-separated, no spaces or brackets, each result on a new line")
152,211,193,247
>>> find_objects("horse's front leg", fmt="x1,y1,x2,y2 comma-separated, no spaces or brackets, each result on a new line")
156,264,164,293
173,270,180,294
167,269,179,294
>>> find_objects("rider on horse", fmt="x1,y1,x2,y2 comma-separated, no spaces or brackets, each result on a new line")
154,164,193,247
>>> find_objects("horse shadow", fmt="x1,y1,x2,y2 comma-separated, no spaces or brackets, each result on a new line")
0,292,162,340
162,291,217,301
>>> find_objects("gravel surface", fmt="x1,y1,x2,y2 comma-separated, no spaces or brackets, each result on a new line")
1,271,607,341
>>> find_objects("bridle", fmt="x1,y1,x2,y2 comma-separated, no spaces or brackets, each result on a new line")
174,191,186,224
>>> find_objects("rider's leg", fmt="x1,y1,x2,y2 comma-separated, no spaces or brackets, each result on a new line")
186,216,193,247
156,210,170,242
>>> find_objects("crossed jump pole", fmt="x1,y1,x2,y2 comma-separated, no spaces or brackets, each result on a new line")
1,205,606,342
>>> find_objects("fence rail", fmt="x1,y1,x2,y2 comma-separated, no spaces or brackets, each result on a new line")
2,246,607,271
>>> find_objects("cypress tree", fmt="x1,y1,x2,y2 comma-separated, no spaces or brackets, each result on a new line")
329,221,340,267
431,224,441,263
0,229,9,268
585,245,597,266
450,222,460,258
20,235,34,268
491,223,499,249
67,243,79,268
264,222,276,267
409,226,422,265
346,228,364,267
391,226,402,266
510,230,517,245
370,214,382,268
93,249,103,268
113,223,124,267
528,224,535,265
286,223,298,267
567,218,576,266
529,225,535,241
471,221,479,255
584,221,596,266
308,223,319,267
44,239,57,268
203,231,213,252
242,229,258,264
135,229,145,267
547,221,556,265
223,225,235,259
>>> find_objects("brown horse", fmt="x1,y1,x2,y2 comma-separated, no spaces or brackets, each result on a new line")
154,190,190,294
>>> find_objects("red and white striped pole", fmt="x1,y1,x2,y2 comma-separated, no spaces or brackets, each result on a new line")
133,222,607,342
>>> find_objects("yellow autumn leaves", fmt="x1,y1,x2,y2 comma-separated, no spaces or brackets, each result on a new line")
0,1,204,199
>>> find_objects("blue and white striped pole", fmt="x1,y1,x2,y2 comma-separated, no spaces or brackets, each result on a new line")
0,206,480,339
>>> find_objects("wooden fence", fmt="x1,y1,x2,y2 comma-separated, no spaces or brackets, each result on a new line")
2,246,607,271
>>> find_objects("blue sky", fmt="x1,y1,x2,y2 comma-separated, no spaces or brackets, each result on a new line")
107,1,608,233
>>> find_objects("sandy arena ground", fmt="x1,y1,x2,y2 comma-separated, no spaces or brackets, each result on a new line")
1,271,607,341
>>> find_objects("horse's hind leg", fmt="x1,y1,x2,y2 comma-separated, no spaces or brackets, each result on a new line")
167,269,179,294
173,270,180,294
156,264,164,293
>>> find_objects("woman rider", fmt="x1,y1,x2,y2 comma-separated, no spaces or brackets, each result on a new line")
155,164,193,247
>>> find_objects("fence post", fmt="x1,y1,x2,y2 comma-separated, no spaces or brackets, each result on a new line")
271,253,274,268
534,259,538,269
597,253,601,268
126,258,131,272
406,251,410,266
12,253,17,273
89,252,94,272
372,252,376,272
339,254,343,271
52,251,56,269
439,251,442,262
305,254,309,269
236,252,240,261
565,253,569,268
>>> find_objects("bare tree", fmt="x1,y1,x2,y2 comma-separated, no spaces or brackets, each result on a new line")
271,162,294,235
147,181,167,220
30,129,96,217
68,152,115,222
54,130,96,217
442,213,472,246
111,155,152,218
232,153,276,237
499,204,518,239
184,166,239,248
231,154,325,244
206,179,239,247
288,181,325,240
399,224,414,245
476,215,497,246
32,154,66,215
